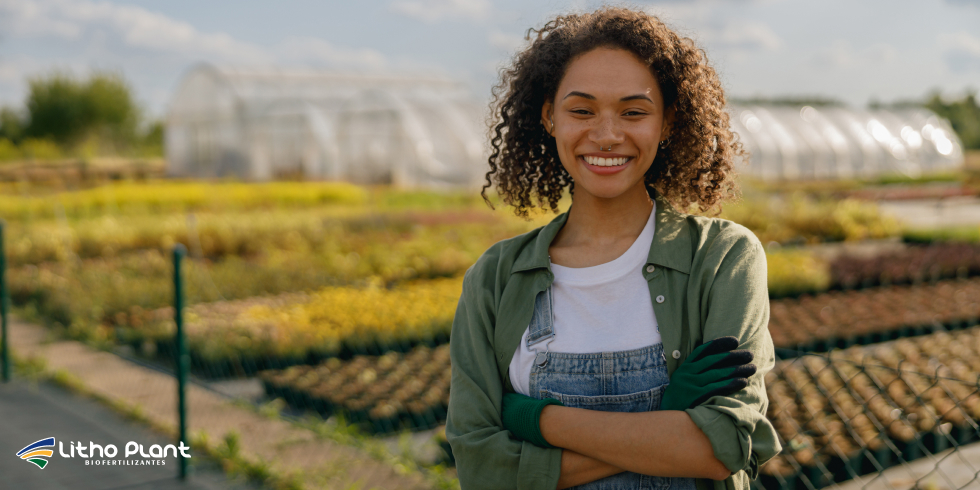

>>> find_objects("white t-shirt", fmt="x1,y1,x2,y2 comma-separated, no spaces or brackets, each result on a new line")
508,202,661,396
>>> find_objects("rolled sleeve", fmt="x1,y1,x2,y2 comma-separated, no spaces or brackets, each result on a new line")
446,262,563,490
687,227,782,481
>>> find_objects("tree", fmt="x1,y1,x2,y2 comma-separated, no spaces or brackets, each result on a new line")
85,72,141,146
23,70,141,151
925,90,980,150
23,71,88,145
138,120,165,157
0,106,23,143
729,96,846,107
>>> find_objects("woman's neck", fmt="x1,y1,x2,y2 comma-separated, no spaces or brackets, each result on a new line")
549,184,655,268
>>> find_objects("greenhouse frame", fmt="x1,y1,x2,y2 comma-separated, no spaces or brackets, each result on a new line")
165,64,487,188
728,104,964,181
165,64,964,186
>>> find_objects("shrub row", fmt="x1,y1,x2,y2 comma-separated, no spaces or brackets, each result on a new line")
769,277,980,351
262,326,980,474
259,344,451,435
719,194,901,245
2,206,528,268
5,215,492,350
7,250,413,346
829,243,980,290
137,276,463,378
760,327,980,489
903,226,980,244
0,181,370,221
842,183,974,201
14,245,980,377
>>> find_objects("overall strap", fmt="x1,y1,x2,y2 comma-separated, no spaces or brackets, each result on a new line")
526,285,555,347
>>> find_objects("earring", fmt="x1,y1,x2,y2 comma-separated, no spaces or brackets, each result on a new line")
659,138,670,149
550,115,554,132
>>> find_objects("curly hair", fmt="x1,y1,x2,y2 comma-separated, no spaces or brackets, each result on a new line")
480,6,745,219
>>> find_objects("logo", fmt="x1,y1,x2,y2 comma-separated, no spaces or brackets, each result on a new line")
15,436,192,468
17,437,56,469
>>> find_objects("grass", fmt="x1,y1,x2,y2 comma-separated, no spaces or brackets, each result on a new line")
228,395,460,489
210,430,305,490
903,226,980,244
738,168,972,196
295,409,459,489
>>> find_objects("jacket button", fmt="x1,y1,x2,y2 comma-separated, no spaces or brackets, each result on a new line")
656,295,665,303
646,265,656,273
672,350,681,359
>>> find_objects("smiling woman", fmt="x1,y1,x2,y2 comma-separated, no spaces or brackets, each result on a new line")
479,7,745,219
447,7,779,490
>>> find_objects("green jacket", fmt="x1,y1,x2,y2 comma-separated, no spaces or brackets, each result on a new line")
446,192,782,490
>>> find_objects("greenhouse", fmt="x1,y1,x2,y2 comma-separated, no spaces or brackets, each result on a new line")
729,104,964,181
165,64,965,186
165,64,487,188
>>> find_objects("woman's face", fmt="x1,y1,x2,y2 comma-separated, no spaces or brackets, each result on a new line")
542,46,672,200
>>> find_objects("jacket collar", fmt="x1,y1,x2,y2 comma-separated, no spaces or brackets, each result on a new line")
510,191,693,275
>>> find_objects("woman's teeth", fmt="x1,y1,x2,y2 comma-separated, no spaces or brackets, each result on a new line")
584,156,629,167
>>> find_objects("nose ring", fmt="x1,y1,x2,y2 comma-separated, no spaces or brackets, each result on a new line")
602,145,613,151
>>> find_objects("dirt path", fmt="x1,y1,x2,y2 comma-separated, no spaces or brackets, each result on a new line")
6,316,432,490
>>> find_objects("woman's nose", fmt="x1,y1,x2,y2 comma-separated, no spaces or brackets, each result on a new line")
590,115,624,146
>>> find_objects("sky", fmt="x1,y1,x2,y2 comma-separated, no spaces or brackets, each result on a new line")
0,0,978,120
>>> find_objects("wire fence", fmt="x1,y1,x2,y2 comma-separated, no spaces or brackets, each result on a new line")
760,345,980,490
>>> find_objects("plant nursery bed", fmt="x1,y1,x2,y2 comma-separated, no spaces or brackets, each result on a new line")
760,327,980,488
769,277,980,353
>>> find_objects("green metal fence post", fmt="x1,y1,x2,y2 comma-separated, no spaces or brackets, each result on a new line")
1,220,9,383
173,244,188,479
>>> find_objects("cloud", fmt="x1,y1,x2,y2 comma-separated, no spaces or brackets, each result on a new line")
388,0,490,23
942,0,980,7
645,3,781,52
0,0,267,62
0,0,392,70
813,40,898,67
0,0,82,38
715,21,781,51
0,55,70,84
940,31,980,72
488,30,526,53
277,37,388,70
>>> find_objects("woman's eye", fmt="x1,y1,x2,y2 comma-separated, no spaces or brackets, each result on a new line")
624,111,647,117
571,109,592,115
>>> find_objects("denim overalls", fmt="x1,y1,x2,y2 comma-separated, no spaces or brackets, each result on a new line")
525,284,698,490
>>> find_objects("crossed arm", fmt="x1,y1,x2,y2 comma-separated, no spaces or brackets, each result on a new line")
541,405,732,488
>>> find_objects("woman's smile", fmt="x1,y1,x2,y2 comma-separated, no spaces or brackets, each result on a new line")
580,154,633,174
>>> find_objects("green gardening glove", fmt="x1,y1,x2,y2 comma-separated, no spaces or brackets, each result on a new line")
661,336,756,411
501,392,564,448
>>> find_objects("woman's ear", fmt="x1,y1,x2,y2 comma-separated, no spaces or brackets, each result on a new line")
541,101,554,136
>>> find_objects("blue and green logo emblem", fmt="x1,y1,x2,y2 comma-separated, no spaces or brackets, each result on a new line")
17,437,56,469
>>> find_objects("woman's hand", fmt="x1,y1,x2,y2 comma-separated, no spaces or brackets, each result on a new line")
661,336,757,411
500,392,564,447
